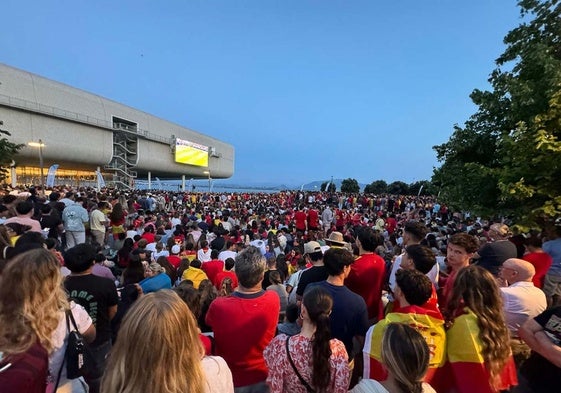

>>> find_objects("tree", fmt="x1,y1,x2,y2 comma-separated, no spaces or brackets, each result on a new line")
432,0,561,226
0,127,24,183
340,178,360,193
409,180,435,196
387,181,409,195
320,181,336,192
364,180,387,194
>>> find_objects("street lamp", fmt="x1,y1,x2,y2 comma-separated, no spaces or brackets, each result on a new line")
28,139,45,190
203,170,211,193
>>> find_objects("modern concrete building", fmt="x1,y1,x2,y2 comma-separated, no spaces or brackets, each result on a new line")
0,63,234,189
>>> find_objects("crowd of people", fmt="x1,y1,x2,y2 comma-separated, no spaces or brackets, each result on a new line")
0,185,560,393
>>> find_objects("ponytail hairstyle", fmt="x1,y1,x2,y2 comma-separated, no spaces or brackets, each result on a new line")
381,323,429,393
302,287,333,393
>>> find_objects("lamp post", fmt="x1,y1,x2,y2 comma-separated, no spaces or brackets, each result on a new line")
28,139,45,190
203,170,211,193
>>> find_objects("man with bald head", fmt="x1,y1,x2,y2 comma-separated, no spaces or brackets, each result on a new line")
499,258,547,366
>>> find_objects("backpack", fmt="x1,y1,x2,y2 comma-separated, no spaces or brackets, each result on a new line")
56,309,100,387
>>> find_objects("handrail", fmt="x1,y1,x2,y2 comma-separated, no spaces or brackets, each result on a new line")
0,93,173,145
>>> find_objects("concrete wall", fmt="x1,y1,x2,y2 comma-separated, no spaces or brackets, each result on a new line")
0,63,234,179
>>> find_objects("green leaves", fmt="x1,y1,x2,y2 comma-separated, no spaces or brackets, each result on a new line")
0,129,24,183
433,0,561,227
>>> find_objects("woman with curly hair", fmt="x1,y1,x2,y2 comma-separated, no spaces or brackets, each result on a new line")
108,202,126,240
436,265,517,393
264,286,350,393
101,290,233,393
0,249,95,393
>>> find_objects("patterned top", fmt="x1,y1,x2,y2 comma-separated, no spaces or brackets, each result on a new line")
264,334,350,393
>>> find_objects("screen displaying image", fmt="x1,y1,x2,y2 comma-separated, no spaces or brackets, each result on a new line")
175,138,209,167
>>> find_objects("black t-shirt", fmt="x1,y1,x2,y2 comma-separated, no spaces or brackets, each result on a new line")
65,274,119,347
295,265,328,297
210,236,225,252
521,306,561,393
39,214,62,239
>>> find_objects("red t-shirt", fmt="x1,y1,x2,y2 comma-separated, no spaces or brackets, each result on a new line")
201,259,225,286
523,251,553,289
206,291,280,387
214,270,238,290
167,255,182,269
345,253,386,321
294,211,307,231
307,209,320,229
141,232,155,244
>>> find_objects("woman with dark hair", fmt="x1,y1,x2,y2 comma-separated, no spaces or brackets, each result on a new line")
264,287,350,392
198,279,218,333
156,255,177,284
108,203,126,240
117,237,134,269
350,323,434,393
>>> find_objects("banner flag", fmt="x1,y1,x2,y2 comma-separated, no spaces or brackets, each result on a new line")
46,164,59,188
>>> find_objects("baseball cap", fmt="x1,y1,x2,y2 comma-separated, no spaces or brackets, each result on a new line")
304,241,322,255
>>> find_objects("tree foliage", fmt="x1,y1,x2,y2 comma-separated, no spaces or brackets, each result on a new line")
387,181,410,195
340,178,360,193
409,180,435,196
320,181,336,192
364,180,388,194
432,0,561,226
0,128,24,183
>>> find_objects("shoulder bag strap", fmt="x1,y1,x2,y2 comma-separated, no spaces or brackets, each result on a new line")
285,336,315,393
67,307,80,332
54,310,71,391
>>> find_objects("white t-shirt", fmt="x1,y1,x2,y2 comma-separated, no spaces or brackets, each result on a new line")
350,379,436,393
202,356,234,393
48,302,93,392
389,253,439,291
218,250,237,262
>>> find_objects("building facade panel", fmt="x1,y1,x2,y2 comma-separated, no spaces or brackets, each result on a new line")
0,63,234,186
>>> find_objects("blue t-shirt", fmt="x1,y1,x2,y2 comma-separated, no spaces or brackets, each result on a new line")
306,281,369,357
543,238,561,276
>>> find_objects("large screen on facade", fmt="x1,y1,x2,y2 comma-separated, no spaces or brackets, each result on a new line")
175,138,209,167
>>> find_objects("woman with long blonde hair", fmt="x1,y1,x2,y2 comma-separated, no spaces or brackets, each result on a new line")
0,248,95,393
439,265,516,393
350,323,435,393
101,290,233,393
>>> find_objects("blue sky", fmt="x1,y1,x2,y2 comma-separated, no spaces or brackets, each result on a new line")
2,1,523,186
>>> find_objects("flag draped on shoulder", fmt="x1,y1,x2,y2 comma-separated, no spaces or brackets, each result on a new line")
363,305,446,384
432,308,517,393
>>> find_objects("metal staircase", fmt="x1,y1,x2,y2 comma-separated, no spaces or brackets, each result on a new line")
105,123,139,189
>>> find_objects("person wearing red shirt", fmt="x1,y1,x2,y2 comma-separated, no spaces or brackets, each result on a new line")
206,246,280,391
307,207,320,231
141,225,156,244
294,206,307,233
214,257,238,291
167,244,182,269
523,234,553,289
385,214,397,235
335,208,347,232
345,227,386,322
201,249,225,286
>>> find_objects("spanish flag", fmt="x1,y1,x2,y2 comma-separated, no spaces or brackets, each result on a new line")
431,308,517,393
363,305,446,384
